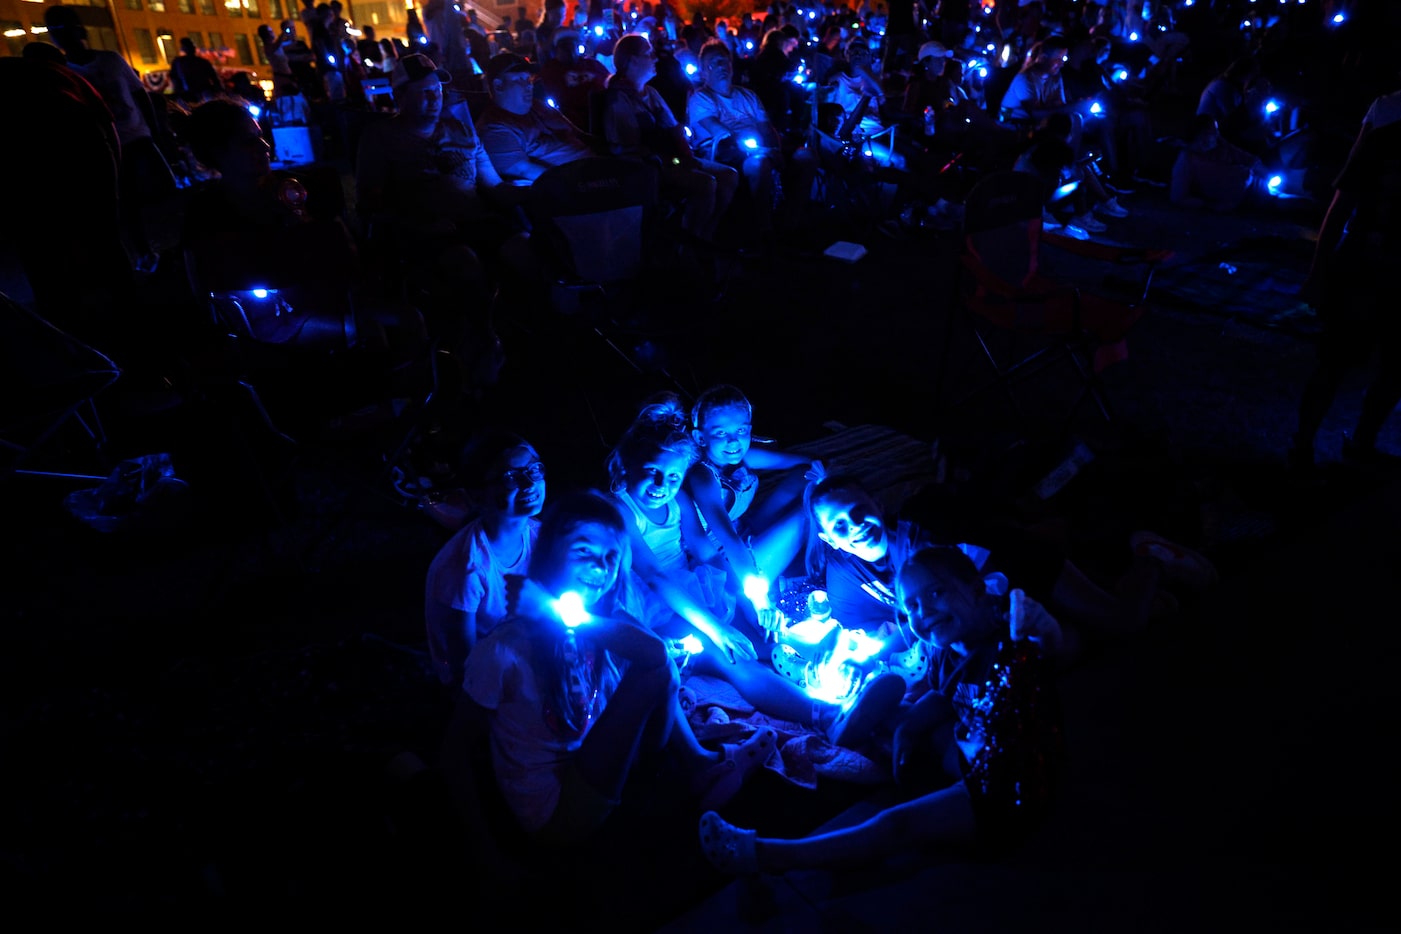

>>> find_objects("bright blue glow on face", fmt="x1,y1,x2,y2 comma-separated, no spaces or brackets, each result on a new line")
1267,175,1283,193
743,137,758,149
552,591,592,628
1264,99,1280,115
251,288,269,299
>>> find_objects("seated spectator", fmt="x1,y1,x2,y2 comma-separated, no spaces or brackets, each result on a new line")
1170,114,1264,212
479,51,595,184
181,99,418,351
425,433,545,692
1015,113,1129,239
1000,38,1075,129
538,27,612,134
748,26,806,136
688,39,816,235
356,53,511,320
700,547,1065,874
601,33,737,242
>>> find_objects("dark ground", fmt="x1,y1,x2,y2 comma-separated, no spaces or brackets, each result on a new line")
3,161,1398,927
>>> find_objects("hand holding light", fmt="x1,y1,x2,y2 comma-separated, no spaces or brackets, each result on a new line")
551,590,592,629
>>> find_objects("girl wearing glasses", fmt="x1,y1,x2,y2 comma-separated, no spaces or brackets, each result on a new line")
426,432,548,692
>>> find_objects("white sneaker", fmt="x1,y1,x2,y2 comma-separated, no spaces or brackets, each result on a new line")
1041,208,1063,229
1096,196,1130,218
1071,212,1107,233
1062,223,1091,241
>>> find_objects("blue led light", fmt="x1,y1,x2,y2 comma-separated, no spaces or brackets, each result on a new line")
1089,101,1103,115
1264,98,1280,115
546,96,557,108
680,634,703,654
594,24,604,36
247,103,261,118
1055,180,1080,199
1332,12,1344,23
743,137,759,149
978,66,988,77
577,43,586,54
1128,31,1139,41
1114,67,1129,82
552,591,591,628
685,62,697,75
1267,174,1283,193
742,574,771,611
251,288,269,299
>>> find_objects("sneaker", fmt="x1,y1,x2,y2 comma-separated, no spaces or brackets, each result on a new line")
1070,212,1108,233
1041,208,1063,229
1062,223,1091,241
1096,196,1130,218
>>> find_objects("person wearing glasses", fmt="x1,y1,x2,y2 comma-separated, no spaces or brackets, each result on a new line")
479,52,596,184
426,433,548,693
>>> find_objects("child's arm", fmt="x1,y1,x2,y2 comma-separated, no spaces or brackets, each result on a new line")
743,446,824,475
622,518,758,664
892,687,956,786
681,473,754,576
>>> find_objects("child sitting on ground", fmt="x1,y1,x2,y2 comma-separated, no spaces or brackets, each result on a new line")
684,385,824,600
700,546,1066,872
448,490,778,847
424,432,546,692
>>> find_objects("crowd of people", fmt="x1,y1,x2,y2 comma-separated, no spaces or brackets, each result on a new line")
4,0,1401,887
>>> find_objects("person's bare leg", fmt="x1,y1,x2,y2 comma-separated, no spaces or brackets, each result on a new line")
755,781,978,872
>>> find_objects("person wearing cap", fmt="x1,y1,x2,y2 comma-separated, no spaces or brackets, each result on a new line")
538,26,612,134
688,38,814,236
902,40,958,116
479,52,595,183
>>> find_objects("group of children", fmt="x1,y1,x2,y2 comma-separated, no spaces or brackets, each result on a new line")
426,384,1218,870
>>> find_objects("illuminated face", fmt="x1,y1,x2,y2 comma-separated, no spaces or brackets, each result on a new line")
494,70,536,115
541,521,624,609
397,75,443,122
697,404,751,467
813,487,888,563
493,444,546,518
896,560,982,651
701,52,732,88
625,448,688,512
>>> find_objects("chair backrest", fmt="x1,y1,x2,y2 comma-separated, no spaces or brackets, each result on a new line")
526,157,660,284
962,170,1045,288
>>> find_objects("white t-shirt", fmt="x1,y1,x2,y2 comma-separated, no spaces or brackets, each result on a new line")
687,84,770,153
465,619,606,833
1000,70,1065,121
425,517,537,687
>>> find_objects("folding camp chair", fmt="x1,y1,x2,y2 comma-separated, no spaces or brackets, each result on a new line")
940,170,1162,437
1,293,120,480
